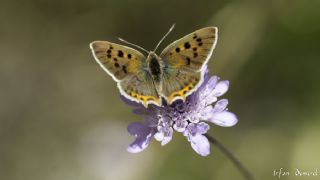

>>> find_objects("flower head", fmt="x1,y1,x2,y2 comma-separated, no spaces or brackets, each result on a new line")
123,67,238,156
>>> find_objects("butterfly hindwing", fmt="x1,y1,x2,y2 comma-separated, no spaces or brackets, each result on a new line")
119,71,161,107
160,27,217,72
90,41,160,107
159,68,202,104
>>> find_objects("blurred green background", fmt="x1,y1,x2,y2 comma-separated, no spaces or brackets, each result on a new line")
1,0,320,179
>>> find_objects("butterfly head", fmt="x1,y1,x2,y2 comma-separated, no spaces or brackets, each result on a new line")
146,51,160,60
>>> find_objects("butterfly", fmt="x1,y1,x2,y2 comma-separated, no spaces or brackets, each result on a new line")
90,25,218,108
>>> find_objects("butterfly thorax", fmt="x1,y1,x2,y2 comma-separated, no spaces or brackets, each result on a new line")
146,52,162,82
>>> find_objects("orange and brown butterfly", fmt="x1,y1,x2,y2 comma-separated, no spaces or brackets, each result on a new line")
90,25,218,108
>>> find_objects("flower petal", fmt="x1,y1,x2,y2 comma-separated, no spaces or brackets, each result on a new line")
154,126,173,146
198,76,218,100
207,76,219,89
205,96,217,106
173,120,188,132
201,106,215,119
127,122,147,136
161,127,173,146
212,99,229,113
154,131,164,141
127,133,153,153
186,122,210,137
196,122,210,134
199,76,221,105
161,134,172,146
132,108,145,115
127,121,156,153
212,80,229,97
186,123,197,136
144,116,158,127
202,65,209,82
189,134,210,156
208,111,238,127
120,95,140,107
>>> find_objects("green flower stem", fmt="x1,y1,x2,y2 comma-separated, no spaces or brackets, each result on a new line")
205,134,255,180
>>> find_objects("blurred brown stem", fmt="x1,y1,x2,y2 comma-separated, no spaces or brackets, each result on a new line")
205,134,255,180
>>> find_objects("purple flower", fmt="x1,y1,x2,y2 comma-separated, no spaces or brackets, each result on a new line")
124,67,238,156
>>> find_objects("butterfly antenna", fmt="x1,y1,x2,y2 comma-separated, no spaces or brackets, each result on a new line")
153,24,175,53
118,37,149,54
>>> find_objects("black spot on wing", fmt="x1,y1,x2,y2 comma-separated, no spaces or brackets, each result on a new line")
193,53,198,58
193,34,197,39
122,65,127,74
186,57,191,65
184,42,191,49
175,47,180,52
118,50,124,57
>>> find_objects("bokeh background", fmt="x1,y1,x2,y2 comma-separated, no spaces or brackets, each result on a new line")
1,0,320,179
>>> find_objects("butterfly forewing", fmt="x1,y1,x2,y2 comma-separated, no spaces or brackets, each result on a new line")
90,41,160,107
160,27,217,71
90,41,145,81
